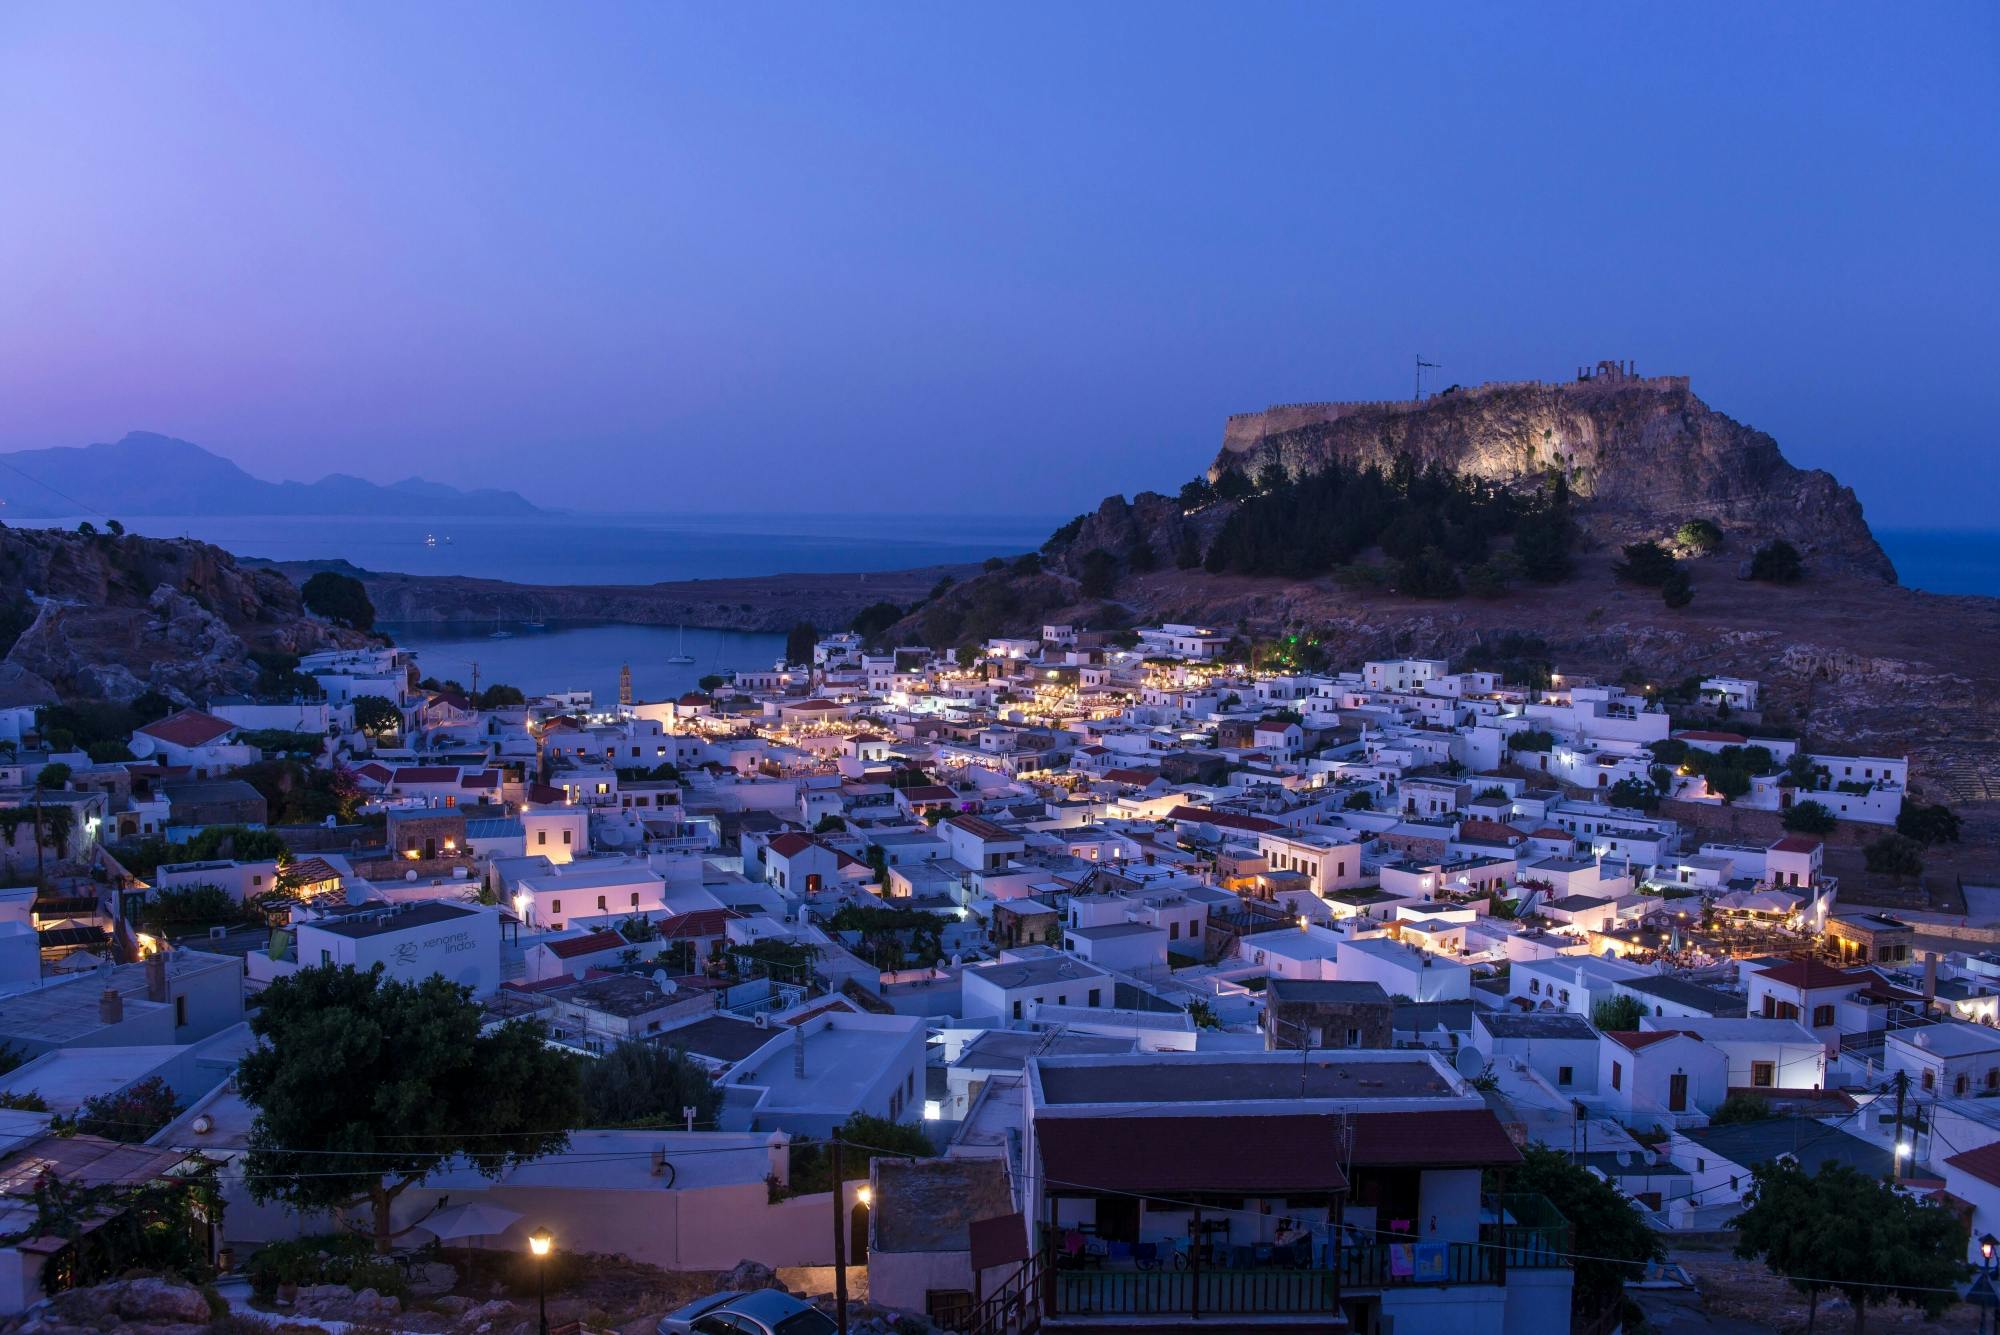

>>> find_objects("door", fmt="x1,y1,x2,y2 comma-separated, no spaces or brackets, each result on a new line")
1668,1072,1688,1112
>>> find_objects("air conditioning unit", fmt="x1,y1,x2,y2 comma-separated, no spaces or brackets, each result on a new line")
753,1012,770,1029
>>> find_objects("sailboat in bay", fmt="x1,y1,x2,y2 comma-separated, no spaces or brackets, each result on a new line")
666,624,695,664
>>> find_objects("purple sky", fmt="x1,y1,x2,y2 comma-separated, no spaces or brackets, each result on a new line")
2,4,1995,522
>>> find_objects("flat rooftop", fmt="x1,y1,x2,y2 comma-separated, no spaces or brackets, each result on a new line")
732,1019,915,1112
1035,1053,1458,1106
310,901,479,939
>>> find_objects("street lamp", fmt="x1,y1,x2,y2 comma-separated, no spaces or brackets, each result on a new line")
528,1228,553,1335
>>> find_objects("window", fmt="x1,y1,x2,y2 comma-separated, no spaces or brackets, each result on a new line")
320,949,332,966
1529,979,1541,995
1347,1028,1361,1048
174,995,188,1027
1557,1066,1573,1087
1922,1069,1935,1092
538,830,547,846
552,899,562,914
252,874,262,886
1958,1075,1972,1097
1751,1061,1775,1088
562,830,572,845
1812,1004,1835,1028
1695,1157,1706,1173
1611,1061,1623,1091
596,895,607,910
1169,922,1179,941
631,893,640,907
1088,989,1101,1008
1011,1000,1022,1020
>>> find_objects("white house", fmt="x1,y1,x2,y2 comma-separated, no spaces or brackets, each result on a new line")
1335,936,1472,1002
962,949,1112,1023
1887,1021,2000,1100
1640,1016,1825,1092
1597,1030,1729,1131
281,902,503,996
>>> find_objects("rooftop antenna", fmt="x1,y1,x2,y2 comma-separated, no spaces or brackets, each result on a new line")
1414,355,1440,404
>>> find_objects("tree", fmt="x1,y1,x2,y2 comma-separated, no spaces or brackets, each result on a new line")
1660,568,1694,608
351,694,400,738
1749,539,1804,584
697,673,727,692
1591,994,1645,1031
1710,1092,1774,1125
237,964,582,1252
105,519,125,537
784,621,819,667
76,521,96,536
1343,790,1373,811
300,571,376,630
1676,518,1723,555
1897,799,1962,846
1214,469,1253,501
34,762,71,791
1178,477,1215,509
1077,548,1119,600
1394,547,1462,599
1607,778,1660,812
64,1075,180,1143
1782,801,1837,835
850,602,904,643
1009,553,1042,577
1865,834,1925,878
475,683,525,709
813,813,846,834
1513,503,1575,583
1174,528,1203,569
1613,540,1677,587
780,1114,935,1196
1511,1145,1662,1317
579,1040,720,1129
1734,1158,1965,1333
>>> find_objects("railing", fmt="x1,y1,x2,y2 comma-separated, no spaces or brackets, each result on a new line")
1482,1193,1572,1269
1341,1242,1498,1288
1051,1266,1340,1318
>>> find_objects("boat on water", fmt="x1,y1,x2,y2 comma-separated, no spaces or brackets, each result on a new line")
424,533,438,548
489,617,513,639
523,620,546,630
665,624,695,664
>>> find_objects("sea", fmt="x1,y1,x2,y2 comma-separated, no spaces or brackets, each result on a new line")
378,621,787,705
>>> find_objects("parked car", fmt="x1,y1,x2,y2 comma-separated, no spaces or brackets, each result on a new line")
657,1289,837,1335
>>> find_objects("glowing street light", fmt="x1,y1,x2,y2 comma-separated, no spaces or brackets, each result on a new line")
527,1228,553,1335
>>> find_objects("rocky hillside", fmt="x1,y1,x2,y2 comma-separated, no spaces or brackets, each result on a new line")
1210,370,1894,580
0,525,369,705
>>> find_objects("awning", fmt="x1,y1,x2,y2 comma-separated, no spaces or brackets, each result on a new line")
1035,1114,1349,1195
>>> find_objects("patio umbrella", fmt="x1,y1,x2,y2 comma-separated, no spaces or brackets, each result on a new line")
418,1201,524,1244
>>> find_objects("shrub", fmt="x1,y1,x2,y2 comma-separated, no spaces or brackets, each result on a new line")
1508,729,1556,753
1865,834,1925,877
1781,801,1836,835
1661,568,1694,608
1613,540,1677,587
1748,539,1804,583
1676,518,1724,555
1712,1092,1774,1125
300,571,376,631
1897,799,1961,845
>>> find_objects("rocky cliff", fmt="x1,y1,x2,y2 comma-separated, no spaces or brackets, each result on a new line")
0,525,368,705
1209,370,1895,579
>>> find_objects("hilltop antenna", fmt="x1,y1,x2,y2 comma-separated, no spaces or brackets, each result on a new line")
1414,355,1440,404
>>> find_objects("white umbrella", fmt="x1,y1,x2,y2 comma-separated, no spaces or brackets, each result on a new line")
418,1201,524,1244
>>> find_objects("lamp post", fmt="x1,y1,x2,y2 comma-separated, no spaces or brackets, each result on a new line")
528,1228,552,1335
1981,1234,1999,1335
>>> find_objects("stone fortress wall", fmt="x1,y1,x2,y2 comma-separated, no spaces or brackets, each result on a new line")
1221,360,1693,454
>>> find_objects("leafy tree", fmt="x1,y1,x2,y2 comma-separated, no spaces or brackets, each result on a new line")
1214,469,1254,501
1613,540,1677,587
1463,562,1509,599
697,673,727,692
1395,546,1461,598
1512,489,1575,584
1896,799,1961,846
1178,477,1216,508
475,683,525,709
578,1040,720,1129
1077,548,1119,600
1510,1145,1662,1317
1010,552,1042,577
1591,995,1645,1031
105,519,124,536
237,964,582,1252
1749,539,1804,584
1734,1158,1965,1332
1608,778,1660,812
1507,728,1556,753
784,621,819,667
1660,568,1694,608
300,571,376,630
781,1114,935,1196
981,556,1005,572
34,762,71,790
1710,1092,1774,1125
1676,518,1723,554
76,521,96,536
927,575,955,602
1185,999,1221,1029
63,1075,181,1143
351,694,400,738
813,813,847,834
1343,790,1373,811
1865,834,1925,878
1782,800,1837,835
850,602,904,642
144,884,250,933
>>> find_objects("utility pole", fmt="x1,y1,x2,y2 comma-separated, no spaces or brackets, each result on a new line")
1892,1069,1911,1180
831,1139,849,1335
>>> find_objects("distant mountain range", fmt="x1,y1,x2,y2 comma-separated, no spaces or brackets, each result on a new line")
0,432,543,517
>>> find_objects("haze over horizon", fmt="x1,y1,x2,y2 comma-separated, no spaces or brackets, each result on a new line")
3,4,1995,526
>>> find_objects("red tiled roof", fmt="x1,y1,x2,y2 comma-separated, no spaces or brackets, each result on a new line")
546,929,627,959
782,998,860,1027
393,766,460,784
353,762,393,783
1675,730,1748,743
1946,1142,2000,1189
1166,805,1281,834
1606,1030,1696,1052
657,909,741,940
1102,768,1161,786
676,692,709,706
787,699,843,712
1347,1109,1522,1168
845,733,885,744
767,832,818,858
1455,818,1526,843
1757,959,1864,992
459,770,499,789
948,814,1017,842
898,785,957,803
1528,827,1572,840
1770,835,1823,854
525,783,568,805
1036,1115,1350,1194
137,709,236,749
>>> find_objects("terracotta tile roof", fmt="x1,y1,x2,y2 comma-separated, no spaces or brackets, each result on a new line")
782,998,860,1027
1606,1030,1696,1052
1757,959,1864,992
546,929,627,960
767,832,818,858
1347,1109,1522,1167
657,909,740,940
525,783,568,805
787,699,843,712
1102,767,1161,786
1036,1114,1351,1194
948,814,1017,842
353,762,394,783
459,770,499,789
1770,835,1823,854
137,709,236,749
898,785,957,803
1675,730,1748,743
1166,805,1281,834
1455,818,1526,843
1946,1142,2000,1189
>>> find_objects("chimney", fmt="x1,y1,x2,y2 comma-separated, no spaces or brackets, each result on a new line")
99,988,123,1025
1925,952,1939,1009
792,1021,806,1079
145,951,168,1003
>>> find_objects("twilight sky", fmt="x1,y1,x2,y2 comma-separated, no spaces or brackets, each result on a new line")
2,4,1995,524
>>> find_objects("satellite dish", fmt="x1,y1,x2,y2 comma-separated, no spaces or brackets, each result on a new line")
1453,1047,1487,1079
